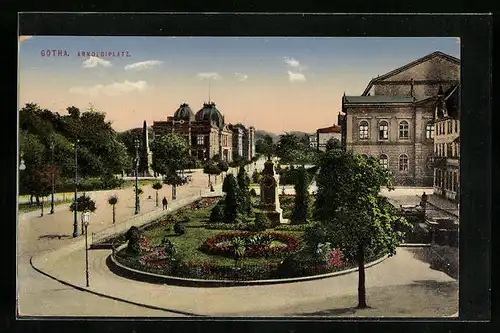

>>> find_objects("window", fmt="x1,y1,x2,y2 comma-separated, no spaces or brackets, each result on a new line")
379,121,389,140
379,154,389,169
359,121,369,139
426,122,435,139
440,122,444,135
448,120,453,134
399,121,409,139
399,154,409,172
455,120,458,133
197,135,204,145
453,171,458,192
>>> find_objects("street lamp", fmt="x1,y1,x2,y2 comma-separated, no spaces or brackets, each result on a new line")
19,152,26,171
73,139,80,238
50,139,55,214
134,138,140,215
81,212,91,288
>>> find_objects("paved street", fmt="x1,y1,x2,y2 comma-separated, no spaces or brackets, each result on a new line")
18,160,458,317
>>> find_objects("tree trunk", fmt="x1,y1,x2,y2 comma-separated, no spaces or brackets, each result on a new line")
112,205,116,224
172,185,176,200
155,191,159,207
30,194,33,204
208,174,211,186
357,242,368,308
40,200,44,217
36,195,40,205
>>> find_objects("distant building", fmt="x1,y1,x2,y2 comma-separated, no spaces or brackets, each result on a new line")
152,102,233,162
432,84,460,202
152,102,255,164
342,51,460,186
308,134,317,149
229,123,245,159
316,125,342,151
243,126,256,161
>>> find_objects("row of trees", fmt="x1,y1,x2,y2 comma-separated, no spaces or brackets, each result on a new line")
19,103,130,203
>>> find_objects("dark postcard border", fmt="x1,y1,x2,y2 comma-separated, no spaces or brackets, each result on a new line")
11,12,492,333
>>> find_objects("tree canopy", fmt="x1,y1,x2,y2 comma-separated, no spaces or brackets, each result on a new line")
151,133,189,182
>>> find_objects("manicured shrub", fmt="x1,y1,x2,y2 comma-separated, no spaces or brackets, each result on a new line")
174,222,185,235
291,167,310,224
210,203,225,223
254,213,270,231
125,226,141,255
162,237,177,257
222,174,240,223
249,188,257,197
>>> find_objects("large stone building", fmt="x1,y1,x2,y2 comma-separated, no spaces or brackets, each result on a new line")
152,102,255,163
433,84,460,202
242,125,256,161
341,51,460,186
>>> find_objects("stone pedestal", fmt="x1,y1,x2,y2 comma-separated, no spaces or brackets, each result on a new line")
259,159,283,227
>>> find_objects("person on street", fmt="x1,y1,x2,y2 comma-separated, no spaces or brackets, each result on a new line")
162,197,168,210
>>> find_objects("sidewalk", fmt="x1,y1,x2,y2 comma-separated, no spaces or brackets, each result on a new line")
421,194,459,218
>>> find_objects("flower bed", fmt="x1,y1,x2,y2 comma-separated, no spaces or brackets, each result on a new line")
201,231,300,258
189,196,221,210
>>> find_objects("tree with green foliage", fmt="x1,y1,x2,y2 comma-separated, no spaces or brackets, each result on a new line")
217,160,229,182
108,195,118,224
313,149,411,309
152,182,163,207
222,174,240,223
237,165,252,215
151,134,189,200
255,134,275,160
125,226,141,255
325,137,342,152
291,166,310,224
203,162,221,188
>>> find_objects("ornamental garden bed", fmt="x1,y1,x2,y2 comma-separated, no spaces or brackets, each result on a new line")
111,194,362,281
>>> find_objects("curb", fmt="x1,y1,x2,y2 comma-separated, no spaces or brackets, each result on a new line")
109,251,390,287
29,256,204,317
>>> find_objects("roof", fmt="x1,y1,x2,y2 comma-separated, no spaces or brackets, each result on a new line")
317,125,341,134
173,103,195,122
362,51,460,96
195,102,225,129
343,96,415,104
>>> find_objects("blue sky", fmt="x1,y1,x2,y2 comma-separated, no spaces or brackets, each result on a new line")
18,36,460,132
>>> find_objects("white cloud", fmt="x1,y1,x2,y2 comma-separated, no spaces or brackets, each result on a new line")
124,60,163,71
284,57,301,68
234,73,248,81
69,80,148,96
197,72,221,80
82,56,112,68
288,71,306,83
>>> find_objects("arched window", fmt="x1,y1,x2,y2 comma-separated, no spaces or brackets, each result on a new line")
399,121,409,139
379,154,389,169
426,122,435,139
379,121,389,140
359,121,369,139
399,154,409,171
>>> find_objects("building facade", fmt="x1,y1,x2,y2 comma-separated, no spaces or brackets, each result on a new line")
342,51,460,186
243,126,256,161
316,125,342,151
308,134,318,149
152,102,255,164
152,102,233,162
432,85,460,202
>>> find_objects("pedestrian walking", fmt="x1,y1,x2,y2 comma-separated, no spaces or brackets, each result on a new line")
162,197,168,210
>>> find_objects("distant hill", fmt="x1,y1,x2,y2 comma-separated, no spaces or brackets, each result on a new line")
255,129,314,143
254,129,280,143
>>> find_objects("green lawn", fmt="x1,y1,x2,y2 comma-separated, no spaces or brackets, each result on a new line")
140,205,304,266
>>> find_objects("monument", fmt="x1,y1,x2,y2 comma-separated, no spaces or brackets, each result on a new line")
259,159,284,226
141,120,154,177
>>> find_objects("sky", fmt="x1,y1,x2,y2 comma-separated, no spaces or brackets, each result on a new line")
18,36,460,133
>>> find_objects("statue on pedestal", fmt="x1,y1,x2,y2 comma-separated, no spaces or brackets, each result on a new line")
259,159,283,226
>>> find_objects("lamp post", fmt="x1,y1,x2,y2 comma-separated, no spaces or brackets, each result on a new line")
134,138,140,215
82,212,90,287
73,139,80,238
19,153,26,171
50,139,55,214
